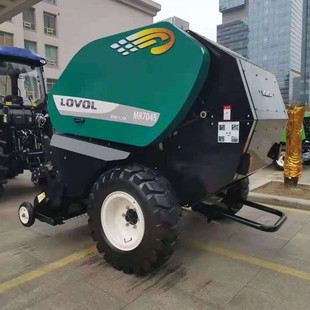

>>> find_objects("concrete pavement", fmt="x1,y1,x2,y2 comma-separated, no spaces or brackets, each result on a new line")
249,163,310,190
249,165,310,209
1,170,310,309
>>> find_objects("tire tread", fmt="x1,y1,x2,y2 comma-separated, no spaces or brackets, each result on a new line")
88,165,180,275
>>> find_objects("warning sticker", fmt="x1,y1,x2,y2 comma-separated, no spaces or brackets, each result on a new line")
37,192,46,203
223,105,231,121
218,122,240,143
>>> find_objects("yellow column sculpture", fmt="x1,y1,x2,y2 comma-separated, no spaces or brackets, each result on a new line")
284,104,307,186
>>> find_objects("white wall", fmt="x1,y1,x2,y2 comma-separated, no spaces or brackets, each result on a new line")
0,0,41,24
23,1,60,79
0,0,160,81
57,0,155,79
0,14,24,48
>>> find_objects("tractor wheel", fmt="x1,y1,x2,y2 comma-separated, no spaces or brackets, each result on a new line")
18,202,36,227
7,167,19,179
0,184,4,199
0,167,7,200
274,150,285,171
88,165,180,275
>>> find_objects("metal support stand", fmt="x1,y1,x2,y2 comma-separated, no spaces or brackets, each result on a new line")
194,199,287,232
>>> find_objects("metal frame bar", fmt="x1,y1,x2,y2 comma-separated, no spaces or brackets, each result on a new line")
215,199,287,232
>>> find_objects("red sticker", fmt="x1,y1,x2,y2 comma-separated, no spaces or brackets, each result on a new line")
223,105,231,121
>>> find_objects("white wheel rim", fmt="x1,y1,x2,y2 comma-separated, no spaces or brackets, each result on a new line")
101,191,145,252
276,152,286,167
19,206,30,224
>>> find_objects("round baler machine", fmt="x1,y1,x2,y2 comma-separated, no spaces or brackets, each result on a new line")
19,22,287,275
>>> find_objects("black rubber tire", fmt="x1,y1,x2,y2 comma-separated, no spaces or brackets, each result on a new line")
0,168,7,199
7,168,19,179
88,165,180,275
18,202,35,227
0,146,8,193
0,184,4,200
274,151,285,171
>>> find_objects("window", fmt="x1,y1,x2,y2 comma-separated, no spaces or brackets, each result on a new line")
0,62,44,106
44,12,57,36
24,40,37,53
23,8,35,30
45,45,58,67
47,79,57,93
0,32,13,46
45,0,56,4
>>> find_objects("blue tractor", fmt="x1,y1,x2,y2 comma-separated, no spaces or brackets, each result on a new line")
0,47,52,198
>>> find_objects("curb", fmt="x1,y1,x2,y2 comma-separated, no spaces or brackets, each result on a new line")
248,192,310,211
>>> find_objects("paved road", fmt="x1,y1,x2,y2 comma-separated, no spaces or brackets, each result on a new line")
1,169,310,309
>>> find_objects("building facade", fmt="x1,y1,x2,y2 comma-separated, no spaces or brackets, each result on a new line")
0,0,160,92
301,0,310,103
217,0,304,105
217,19,249,58
0,0,41,24
163,16,190,31
217,0,249,58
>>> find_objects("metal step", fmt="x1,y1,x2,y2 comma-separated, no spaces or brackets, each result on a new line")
193,199,287,233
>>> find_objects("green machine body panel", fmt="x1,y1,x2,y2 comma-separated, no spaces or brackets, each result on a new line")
49,22,210,146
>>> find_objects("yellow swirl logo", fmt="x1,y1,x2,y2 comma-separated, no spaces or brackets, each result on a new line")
110,28,175,56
